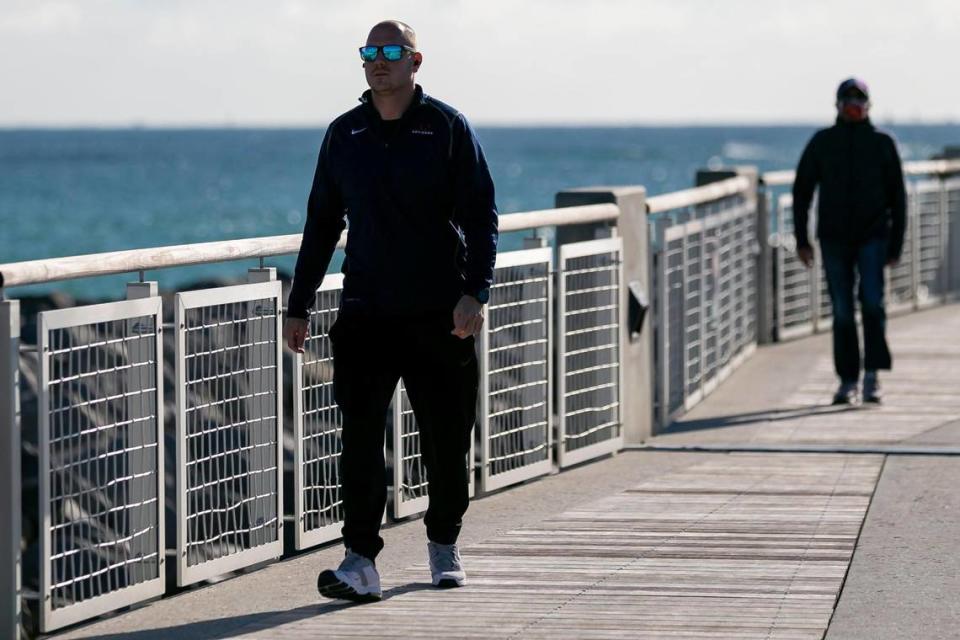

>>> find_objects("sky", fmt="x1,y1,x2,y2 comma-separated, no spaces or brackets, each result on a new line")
1,0,958,126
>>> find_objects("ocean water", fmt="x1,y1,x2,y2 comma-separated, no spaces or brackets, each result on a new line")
1,124,958,299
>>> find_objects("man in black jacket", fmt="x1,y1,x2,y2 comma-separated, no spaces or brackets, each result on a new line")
792,78,906,405
283,20,498,602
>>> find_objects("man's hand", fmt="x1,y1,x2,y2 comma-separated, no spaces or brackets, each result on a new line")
797,245,814,268
283,317,309,353
452,295,484,339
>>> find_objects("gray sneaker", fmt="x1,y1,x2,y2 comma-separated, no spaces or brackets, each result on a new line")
317,549,382,603
428,542,466,588
832,381,858,405
863,371,882,404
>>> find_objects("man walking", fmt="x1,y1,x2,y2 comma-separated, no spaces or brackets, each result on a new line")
793,78,906,405
283,20,498,602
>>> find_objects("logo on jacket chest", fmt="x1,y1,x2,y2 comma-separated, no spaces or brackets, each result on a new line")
410,125,434,136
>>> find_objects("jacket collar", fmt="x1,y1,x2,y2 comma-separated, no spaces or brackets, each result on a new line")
359,84,426,120
835,116,873,129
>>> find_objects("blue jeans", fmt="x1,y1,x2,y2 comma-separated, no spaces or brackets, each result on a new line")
821,238,893,383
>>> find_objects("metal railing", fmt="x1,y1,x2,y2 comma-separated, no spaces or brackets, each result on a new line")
292,274,346,549
174,279,284,586
556,238,625,468
649,178,760,428
2,157,959,636
480,247,554,492
766,166,960,340
1,202,628,635
37,297,165,631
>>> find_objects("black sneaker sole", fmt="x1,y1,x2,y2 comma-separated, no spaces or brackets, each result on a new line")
317,570,381,603
434,578,465,589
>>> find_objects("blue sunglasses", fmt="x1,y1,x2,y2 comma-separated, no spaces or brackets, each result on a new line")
359,44,415,62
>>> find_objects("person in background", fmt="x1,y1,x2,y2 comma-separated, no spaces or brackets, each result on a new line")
792,78,906,405
283,20,498,602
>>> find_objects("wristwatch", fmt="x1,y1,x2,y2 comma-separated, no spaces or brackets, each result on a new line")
469,289,490,304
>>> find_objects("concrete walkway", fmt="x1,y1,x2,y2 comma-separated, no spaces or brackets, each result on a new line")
50,304,960,639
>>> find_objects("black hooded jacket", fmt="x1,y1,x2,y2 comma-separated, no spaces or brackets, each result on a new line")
287,85,498,319
792,118,906,260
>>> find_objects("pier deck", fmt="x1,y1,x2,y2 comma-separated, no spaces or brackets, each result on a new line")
52,304,960,640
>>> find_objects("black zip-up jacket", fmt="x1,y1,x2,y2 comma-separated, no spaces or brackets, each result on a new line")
287,85,498,319
792,118,906,260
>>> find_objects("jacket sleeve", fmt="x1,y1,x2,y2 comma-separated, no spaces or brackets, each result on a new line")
452,114,499,299
287,128,347,319
884,137,907,261
791,135,819,250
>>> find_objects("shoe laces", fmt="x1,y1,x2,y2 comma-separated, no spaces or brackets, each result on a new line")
429,543,462,571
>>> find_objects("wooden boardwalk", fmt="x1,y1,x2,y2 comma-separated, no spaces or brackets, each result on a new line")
229,454,880,639
52,304,960,640
648,305,960,451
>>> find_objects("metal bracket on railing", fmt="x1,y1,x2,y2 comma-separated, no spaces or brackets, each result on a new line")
627,280,648,342
523,236,547,249
249,267,277,283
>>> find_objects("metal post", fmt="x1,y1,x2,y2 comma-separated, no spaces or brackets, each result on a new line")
1,299,21,640
556,187,651,441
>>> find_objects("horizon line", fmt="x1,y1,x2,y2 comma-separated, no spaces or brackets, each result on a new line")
2,119,959,131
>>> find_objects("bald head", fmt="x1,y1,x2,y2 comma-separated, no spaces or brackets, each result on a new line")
367,20,417,50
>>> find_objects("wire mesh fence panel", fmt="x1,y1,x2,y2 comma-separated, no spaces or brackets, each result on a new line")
392,381,475,518
816,250,833,330
714,218,735,372
293,275,345,550
732,209,760,354
913,180,948,306
480,247,552,492
701,224,720,394
776,194,816,339
557,238,623,468
887,191,916,313
37,297,165,632
949,176,960,295
707,211,755,386
683,225,705,405
175,280,283,586
653,195,759,429
663,230,686,421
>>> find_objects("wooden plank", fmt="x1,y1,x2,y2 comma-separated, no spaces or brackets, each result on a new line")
229,453,881,639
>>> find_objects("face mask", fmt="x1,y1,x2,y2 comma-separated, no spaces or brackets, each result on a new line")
840,101,867,122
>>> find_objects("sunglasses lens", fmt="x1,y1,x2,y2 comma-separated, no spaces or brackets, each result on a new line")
382,45,404,61
359,46,378,62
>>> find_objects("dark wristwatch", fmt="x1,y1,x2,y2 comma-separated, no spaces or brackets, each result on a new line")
469,289,490,304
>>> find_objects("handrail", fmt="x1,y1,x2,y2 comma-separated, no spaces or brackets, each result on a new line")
903,159,960,176
0,234,311,289
0,203,618,288
762,158,960,187
498,203,618,232
647,176,751,214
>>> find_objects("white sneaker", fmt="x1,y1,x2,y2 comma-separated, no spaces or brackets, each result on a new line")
428,541,466,588
317,549,382,602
